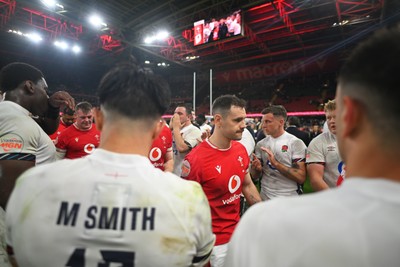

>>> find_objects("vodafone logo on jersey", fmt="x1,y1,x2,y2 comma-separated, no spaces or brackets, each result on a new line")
0,133,24,153
228,175,241,194
84,143,96,154
149,147,162,161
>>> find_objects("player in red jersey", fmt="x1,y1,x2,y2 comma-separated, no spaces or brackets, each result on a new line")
55,102,100,159
48,106,75,142
181,95,261,267
149,120,173,171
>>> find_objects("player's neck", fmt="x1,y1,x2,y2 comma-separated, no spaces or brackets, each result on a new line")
209,132,231,149
272,129,285,139
98,124,152,157
346,139,400,183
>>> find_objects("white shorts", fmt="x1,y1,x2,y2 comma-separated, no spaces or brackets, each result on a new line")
210,243,228,267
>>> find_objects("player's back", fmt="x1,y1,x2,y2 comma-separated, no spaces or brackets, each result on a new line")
6,149,214,267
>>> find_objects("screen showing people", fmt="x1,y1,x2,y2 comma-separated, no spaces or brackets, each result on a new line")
194,10,242,46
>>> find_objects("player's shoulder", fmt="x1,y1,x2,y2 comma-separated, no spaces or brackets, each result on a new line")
17,158,82,187
157,170,205,198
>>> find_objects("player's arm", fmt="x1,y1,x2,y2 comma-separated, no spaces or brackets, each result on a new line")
0,157,35,209
307,163,329,191
172,127,197,153
242,173,261,205
163,148,174,172
262,147,306,184
6,246,18,267
37,91,75,135
250,153,262,180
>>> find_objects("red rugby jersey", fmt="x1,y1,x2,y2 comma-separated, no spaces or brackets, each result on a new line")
149,124,173,171
182,139,249,245
55,124,100,159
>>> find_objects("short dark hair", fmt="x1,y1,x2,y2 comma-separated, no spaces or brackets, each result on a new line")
338,27,400,146
212,95,246,116
288,116,300,127
176,104,193,116
75,102,92,113
62,106,75,116
261,105,287,121
0,62,44,92
97,63,170,119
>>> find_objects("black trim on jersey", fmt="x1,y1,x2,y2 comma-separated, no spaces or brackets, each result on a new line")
292,157,305,163
192,249,213,264
0,153,36,161
306,162,326,166
184,140,193,150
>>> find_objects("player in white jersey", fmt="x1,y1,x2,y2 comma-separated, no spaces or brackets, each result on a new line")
307,100,343,190
170,104,202,175
224,27,400,267
0,62,74,267
251,105,306,200
6,63,214,267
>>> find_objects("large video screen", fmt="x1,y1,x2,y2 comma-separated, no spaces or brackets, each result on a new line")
194,10,242,46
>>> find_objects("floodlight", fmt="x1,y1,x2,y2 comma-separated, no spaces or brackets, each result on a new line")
89,14,107,28
156,30,169,40
26,33,43,43
144,60,150,64
54,40,68,50
72,45,81,53
42,0,56,8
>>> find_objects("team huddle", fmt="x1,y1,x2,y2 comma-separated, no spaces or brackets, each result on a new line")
0,27,400,267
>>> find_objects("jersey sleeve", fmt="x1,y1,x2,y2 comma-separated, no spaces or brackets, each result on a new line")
181,153,202,184
165,128,173,152
306,137,325,164
254,141,263,162
184,128,201,150
291,138,306,163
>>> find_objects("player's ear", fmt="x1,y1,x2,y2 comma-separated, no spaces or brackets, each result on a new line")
24,80,35,94
214,114,222,126
93,107,104,132
340,96,364,139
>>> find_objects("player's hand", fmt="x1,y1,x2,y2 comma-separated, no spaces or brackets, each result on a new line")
261,147,278,167
171,113,182,131
48,91,75,110
251,153,262,171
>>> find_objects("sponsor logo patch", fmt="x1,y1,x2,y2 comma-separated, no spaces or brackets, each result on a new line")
181,160,191,178
0,133,24,153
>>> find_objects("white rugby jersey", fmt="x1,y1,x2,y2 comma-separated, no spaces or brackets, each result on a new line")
0,101,56,164
6,149,215,267
224,178,400,267
172,124,201,175
255,132,306,199
306,131,342,187
0,101,56,267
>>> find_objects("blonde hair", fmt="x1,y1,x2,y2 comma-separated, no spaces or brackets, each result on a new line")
324,100,336,112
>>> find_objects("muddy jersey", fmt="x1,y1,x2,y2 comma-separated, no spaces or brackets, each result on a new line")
182,140,249,245
6,149,215,267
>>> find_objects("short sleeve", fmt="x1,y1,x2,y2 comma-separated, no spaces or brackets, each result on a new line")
183,128,201,149
306,137,325,163
291,138,306,162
